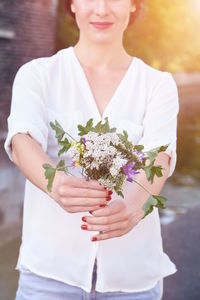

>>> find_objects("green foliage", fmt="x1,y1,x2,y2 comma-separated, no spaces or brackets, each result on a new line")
117,130,133,150
143,144,169,183
78,118,94,136
50,121,65,142
78,117,117,136
146,145,169,164
56,160,67,171
43,160,68,193
142,195,168,218
43,163,56,193
134,145,144,152
144,165,163,184
114,173,126,198
45,117,170,218
58,138,71,156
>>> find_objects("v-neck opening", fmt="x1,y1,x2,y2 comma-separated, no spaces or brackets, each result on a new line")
69,46,137,121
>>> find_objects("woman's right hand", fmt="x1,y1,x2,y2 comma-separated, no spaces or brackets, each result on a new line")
50,172,112,213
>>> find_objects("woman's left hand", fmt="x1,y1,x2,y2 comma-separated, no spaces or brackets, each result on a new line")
81,198,145,241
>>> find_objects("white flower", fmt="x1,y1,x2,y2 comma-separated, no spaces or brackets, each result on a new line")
110,166,119,177
98,177,114,190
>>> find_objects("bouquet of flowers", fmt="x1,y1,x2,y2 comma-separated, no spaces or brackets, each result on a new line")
43,117,168,218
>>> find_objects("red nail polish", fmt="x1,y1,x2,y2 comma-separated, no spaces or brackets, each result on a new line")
104,186,108,190
106,195,111,201
82,217,87,222
99,204,106,208
108,190,113,195
81,224,87,230
91,236,98,242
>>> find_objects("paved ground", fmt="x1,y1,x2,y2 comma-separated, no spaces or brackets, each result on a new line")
0,237,20,300
161,205,200,300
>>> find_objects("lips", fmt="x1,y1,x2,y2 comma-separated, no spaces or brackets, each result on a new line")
91,22,113,25
90,22,113,29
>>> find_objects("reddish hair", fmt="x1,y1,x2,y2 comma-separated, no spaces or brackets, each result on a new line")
63,0,142,26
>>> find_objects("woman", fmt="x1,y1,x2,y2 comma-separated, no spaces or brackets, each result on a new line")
4,0,179,299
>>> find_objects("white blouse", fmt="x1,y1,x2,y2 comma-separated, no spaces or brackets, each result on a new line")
4,46,179,293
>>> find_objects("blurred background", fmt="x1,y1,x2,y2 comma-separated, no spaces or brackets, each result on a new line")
0,0,200,299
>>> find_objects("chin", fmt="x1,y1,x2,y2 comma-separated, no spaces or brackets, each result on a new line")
89,36,114,44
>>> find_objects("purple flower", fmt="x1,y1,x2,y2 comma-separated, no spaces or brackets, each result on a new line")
135,150,145,162
140,153,145,162
82,137,87,149
135,150,140,156
122,162,140,182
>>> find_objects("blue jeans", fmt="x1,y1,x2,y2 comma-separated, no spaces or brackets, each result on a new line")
15,259,163,300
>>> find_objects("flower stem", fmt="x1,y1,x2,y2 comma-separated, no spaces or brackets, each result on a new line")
56,167,75,177
64,131,78,142
132,178,152,196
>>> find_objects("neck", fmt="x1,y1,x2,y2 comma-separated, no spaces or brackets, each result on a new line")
73,36,132,71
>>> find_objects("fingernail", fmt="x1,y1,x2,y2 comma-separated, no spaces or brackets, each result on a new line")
82,217,87,222
104,186,108,190
108,190,113,195
81,224,87,230
99,204,106,208
106,195,111,201
91,236,98,242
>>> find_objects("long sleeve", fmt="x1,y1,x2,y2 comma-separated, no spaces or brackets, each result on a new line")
4,60,49,162
138,72,179,177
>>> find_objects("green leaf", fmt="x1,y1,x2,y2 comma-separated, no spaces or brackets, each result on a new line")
144,165,164,184
95,117,112,133
117,130,133,150
144,165,152,182
101,117,110,133
110,127,117,132
142,195,157,211
146,150,157,163
56,160,65,170
50,120,65,142
153,195,168,207
141,194,168,219
155,166,163,177
78,117,117,135
156,144,169,152
134,145,144,152
43,163,56,193
146,144,169,163
86,118,93,128
58,138,71,156
116,190,124,198
114,186,124,198
94,120,102,132
78,118,94,136
123,130,128,140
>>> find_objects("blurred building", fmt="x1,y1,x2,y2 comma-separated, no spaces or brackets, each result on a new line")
0,0,58,245
0,0,58,141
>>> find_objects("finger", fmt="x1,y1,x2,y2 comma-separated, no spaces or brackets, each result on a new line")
61,205,103,213
60,197,109,207
91,200,125,217
59,186,109,198
82,212,127,225
81,220,128,232
91,229,127,242
61,176,106,191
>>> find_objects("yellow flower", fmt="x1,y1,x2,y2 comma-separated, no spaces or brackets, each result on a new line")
71,141,77,147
